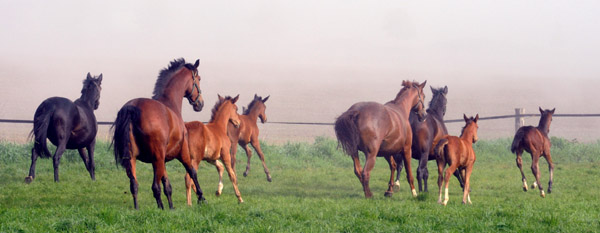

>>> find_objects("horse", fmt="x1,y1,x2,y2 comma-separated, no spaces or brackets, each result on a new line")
227,94,272,182
185,95,244,205
334,80,427,198
25,73,103,183
112,58,205,209
511,107,555,198
395,86,465,192
435,114,479,206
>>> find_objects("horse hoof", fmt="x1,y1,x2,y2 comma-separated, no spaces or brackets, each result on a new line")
384,191,393,197
540,191,546,198
215,191,222,197
267,176,272,182
523,187,528,192
243,172,248,177
24,176,34,184
198,197,207,205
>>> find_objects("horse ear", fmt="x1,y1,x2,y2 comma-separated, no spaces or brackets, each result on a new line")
254,94,259,100
430,86,436,94
539,107,544,114
86,72,92,80
443,86,448,95
550,108,556,114
232,94,240,103
464,114,469,122
97,74,103,84
475,114,479,123
262,95,270,103
218,94,223,101
194,59,200,68
419,80,427,89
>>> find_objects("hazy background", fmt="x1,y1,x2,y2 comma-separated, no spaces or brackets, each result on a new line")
2,0,600,143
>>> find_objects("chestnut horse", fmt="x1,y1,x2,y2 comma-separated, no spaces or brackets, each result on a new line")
228,94,272,182
395,86,465,192
185,95,243,205
435,114,479,206
26,73,102,183
335,80,427,198
511,107,555,197
112,58,205,209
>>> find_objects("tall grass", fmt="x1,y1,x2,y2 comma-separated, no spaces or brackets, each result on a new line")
1,137,599,232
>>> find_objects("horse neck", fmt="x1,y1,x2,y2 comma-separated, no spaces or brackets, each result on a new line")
245,106,260,122
537,116,551,134
211,106,232,130
459,127,474,145
156,70,188,115
390,89,417,117
75,93,94,110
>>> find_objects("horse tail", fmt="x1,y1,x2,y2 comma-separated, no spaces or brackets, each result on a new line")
112,106,141,168
435,138,449,161
334,110,360,157
511,129,525,154
29,104,55,158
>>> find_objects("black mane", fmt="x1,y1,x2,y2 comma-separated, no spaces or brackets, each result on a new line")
427,87,447,117
152,58,196,100
244,99,260,115
210,96,235,122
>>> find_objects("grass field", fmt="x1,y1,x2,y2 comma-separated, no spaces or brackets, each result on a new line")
1,137,599,232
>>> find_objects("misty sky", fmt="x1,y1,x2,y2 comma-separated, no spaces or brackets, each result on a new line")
1,0,600,127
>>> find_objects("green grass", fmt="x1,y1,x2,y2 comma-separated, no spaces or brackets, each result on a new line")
1,137,599,232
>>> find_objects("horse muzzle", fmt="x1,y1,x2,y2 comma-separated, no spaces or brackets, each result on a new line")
192,100,204,112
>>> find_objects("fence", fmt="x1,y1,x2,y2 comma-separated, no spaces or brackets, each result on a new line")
2,108,599,134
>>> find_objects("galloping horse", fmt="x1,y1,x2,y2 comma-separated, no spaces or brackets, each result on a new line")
25,73,103,183
335,80,427,198
228,94,272,182
185,95,244,205
112,58,205,209
511,107,555,197
395,86,465,192
435,114,479,206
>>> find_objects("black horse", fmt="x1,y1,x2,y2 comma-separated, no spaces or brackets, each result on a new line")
25,73,103,183
395,86,465,192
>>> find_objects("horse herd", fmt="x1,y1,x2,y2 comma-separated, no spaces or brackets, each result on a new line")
22,58,555,209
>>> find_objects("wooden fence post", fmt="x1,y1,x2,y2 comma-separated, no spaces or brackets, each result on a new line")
515,108,525,133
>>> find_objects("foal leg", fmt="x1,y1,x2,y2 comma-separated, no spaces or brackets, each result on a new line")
383,155,397,197
185,163,199,206
515,151,528,191
222,150,244,203
530,153,545,198
462,166,473,204
208,160,225,196
436,158,446,204
442,164,458,206
241,143,253,177
394,156,404,190
25,148,40,183
251,140,272,182
545,150,555,194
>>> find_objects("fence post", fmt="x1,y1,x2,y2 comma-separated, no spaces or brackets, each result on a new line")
515,108,525,133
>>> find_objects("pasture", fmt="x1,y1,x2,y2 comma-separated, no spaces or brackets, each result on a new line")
1,137,599,232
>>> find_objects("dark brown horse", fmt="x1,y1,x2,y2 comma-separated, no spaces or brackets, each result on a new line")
185,95,243,205
511,107,555,198
25,73,103,183
395,86,465,192
228,94,272,182
335,80,427,198
435,114,479,206
112,58,205,209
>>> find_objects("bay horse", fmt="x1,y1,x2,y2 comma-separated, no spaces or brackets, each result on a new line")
335,80,427,198
112,58,205,209
435,114,479,206
227,94,272,182
511,107,555,198
395,86,465,192
185,95,244,205
25,73,103,183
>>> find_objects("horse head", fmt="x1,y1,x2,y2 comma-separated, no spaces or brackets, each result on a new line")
186,59,204,112
83,72,103,110
462,114,479,143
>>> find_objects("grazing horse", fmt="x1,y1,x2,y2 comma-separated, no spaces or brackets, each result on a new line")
511,107,555,197
185,95,244,205
435,114,479,206
112,58,205,209
335,80,427,198
25,73,103,183
228,94,272,182
395,86,465,192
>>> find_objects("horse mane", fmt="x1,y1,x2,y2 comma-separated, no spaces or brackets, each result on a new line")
152,58,196,100
389,80,420,104
460,116,476,136
427,87,447,116
243,99,260,115
210,96,235,122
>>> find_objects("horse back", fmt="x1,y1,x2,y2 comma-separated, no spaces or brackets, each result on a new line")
445,136,475,167
37,97,79,146
514,126,549,154
353,102,411,154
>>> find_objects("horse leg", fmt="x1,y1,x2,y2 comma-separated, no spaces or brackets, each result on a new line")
25,148,39,183
179,139,205,205
351,151,364,187
161,174,174,209
185,163,199,206
394,155,403,190
442,163,458,206
125,158,139,209
208,160,225,196
417,149,429,192
516,151,528,191
77,147,94,181
402,149,418,197
241,143,253,177
222,150,244,203
87,140,96,180
52,142,67,182
251,140,272,182
436,158,446,204
453,169,465,191
383,155,396,197
151,161,167,209
462,166,473,204
530,153,545,198
361,150,378,198
545,150,555,194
